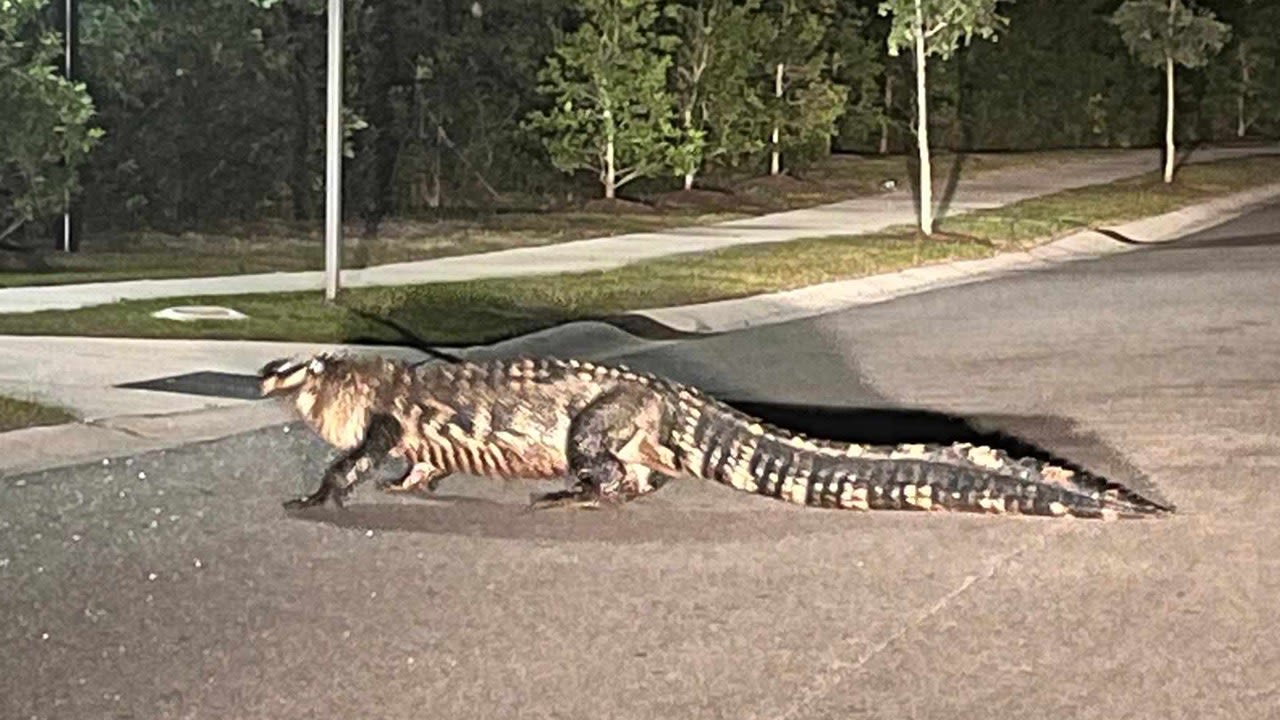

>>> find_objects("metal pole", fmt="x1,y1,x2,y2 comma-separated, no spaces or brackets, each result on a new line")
57,0,79,252
324,0,343,301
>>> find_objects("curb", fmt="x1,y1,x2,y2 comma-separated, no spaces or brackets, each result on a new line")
635,182,1280,333
0,402,295,478
0,340,436,478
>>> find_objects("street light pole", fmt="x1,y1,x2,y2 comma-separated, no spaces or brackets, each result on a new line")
324,0,343,301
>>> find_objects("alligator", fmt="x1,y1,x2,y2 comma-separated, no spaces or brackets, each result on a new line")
259,352,1173,519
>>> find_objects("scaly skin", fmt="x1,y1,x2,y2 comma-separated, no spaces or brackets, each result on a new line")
259,353,1173,519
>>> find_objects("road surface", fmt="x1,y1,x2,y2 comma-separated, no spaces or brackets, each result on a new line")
4,201,1279,719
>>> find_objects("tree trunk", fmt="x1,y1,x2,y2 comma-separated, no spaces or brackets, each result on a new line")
879,72,893,155
913,0,932,234
770,62,783,176
602,104,617,199
426,129,442,209
1164,54,1175,184
1237,44,1250,138
1163,0,1175,184
683,107,696,190
605,139,616,199
605,138,617,200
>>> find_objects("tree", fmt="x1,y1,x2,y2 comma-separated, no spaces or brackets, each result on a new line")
958,0,1159,151
878,0,1007,235
667,0,769,189
80,0,312,227
824,2,887,154
1208,0,1279,139
0,0,101,248
758,0,848,176
525,0,678,199
1111,0,1229,183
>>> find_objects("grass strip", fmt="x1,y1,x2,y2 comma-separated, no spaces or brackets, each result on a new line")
1,155,1275,347
0,395,77,433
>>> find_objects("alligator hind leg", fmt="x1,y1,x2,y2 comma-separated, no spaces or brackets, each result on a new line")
529,387,678,511
527,466,674,511
380,462,450,495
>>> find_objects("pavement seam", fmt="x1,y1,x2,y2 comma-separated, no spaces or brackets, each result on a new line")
84,418,151,439
771,531,1055,720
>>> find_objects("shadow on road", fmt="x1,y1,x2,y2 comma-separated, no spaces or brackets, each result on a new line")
282,498,862,544
1091,227,1280,250
723,399,1155,492
934,152,969,223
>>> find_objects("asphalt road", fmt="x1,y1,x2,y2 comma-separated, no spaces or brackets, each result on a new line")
5,202,1280,719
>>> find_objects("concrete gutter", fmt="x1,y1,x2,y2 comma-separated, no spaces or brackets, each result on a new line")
0,402,293,478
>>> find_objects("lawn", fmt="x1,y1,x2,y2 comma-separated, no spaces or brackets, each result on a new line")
0,148,1109,288
1,153,1276,347
0,395,77,433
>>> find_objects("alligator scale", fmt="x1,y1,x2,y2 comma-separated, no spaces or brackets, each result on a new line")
259,353,1172,519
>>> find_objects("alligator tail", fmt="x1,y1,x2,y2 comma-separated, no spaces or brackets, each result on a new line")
675,400,1172,519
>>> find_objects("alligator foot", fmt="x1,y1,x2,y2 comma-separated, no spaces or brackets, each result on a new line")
527,488,604,511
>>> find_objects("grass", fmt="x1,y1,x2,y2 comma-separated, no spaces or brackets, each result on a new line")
938,153,1280,248
0,395,77,433
1,153,1276,347
0,148,1112,288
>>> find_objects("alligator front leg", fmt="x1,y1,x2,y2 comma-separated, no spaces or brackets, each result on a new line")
285,414,402,510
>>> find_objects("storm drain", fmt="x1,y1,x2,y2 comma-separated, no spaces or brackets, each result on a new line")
116,371,261,400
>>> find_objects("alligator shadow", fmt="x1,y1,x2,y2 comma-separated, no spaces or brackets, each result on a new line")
282,497,865,544
283,401,1169,542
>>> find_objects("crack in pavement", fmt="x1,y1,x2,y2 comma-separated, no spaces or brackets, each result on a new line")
771,529,1061,720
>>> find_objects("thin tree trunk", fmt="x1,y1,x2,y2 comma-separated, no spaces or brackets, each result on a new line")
605,136,616,199
602,103,617,199
770,62,783,176
683,107,696,190
1164,54,1175,184
913,0,932,234
1237,91,1245,139
880,72,893,155
1163,0,1175,184
427,129,442,209
605,137,617,200
1237,44,1250,138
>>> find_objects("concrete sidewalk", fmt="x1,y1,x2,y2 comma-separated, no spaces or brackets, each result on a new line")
2,144,1277,314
